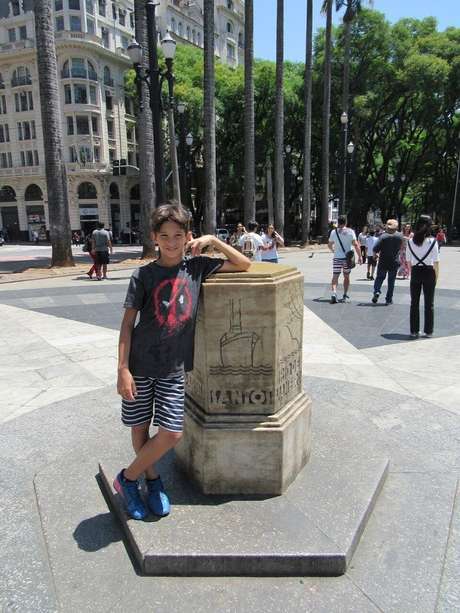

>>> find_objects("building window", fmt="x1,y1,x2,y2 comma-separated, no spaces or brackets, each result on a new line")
69,0,80,9
192,30,196,44
119,9,125,25
103,66,113,87
94,146,100,162
105,91,113,110
64,84,72,104
171,17,176,33
79,145,93,164
121,35,129,49
15,91,34,112
76,115,90,135
19,26,27,41
88,61,97,81
87,18,95,34
11,0,21,16
107,119,114,138
109,148,115,163
86,0,94,14
78,181,97,198
69,146,78,162
126,123,134,142
70,16,81,31
238,32,243,47
227,0,234,9
34,150,39,166
71,58,86,77
129,12,134,28
186,26,190,40
55,0,63,10
112,3,117,19
197,31,201,46
67,116,74,135
98,0,106,16
12,66,31,87
17,121,34,140
101,27,109,48
56,16,64,30
21,150,39,167
0,125,9,143
89,85,97,105
125,96,133,115
8,29,16,43
0,96,8,115
91,115,99,134
74,84,88,104
178,22,183,37
0,152,13,169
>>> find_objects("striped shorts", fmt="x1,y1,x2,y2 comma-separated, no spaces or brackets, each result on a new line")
121,374,185,432
332,257,351,275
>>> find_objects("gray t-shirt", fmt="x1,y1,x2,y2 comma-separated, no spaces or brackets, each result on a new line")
92,228,111,251
124,256,224,378
374,232,403,267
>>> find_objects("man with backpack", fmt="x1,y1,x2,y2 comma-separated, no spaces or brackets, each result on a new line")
238,221,265,261
328,215,362,303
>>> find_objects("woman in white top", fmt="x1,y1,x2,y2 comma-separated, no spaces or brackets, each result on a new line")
261,224,284,263
406,215,439,338
358,226,368,262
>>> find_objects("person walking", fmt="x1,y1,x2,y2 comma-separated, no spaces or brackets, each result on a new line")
406,215,439,338
91,222,113,280
84,233,97,279
365,228,378,280
328,215,362,304
358,226,368,263
371,219,402,305
436,226,446,250
229,222,246,251
397,224,413,279
261,224,284,263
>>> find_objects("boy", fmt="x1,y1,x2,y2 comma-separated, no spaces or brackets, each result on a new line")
365,228,378,280
114,203,251,520
238,220,265,261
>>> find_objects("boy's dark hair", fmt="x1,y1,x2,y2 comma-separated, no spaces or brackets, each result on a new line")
337,215,347,226
247,220,258,232
97,222,105,229
151,202,191,233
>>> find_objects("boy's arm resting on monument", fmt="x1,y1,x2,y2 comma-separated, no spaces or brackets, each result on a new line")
187,235,251,272
117,308,138,401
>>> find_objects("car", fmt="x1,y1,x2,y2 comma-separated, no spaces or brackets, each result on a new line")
216,228,229,243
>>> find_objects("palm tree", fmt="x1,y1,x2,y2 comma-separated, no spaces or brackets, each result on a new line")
244,0,255,225
301,0,313,244
34,0,74,266
203,0,216,235
320,0,333,239
134,0,155,258
274,0,285,235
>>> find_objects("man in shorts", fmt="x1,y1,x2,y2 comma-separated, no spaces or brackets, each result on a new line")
91,222,113,280
327,215,362,303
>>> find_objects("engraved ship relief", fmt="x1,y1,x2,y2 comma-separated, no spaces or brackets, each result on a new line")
209,299,273,376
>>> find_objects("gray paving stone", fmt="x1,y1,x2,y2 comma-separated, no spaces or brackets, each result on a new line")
436,478,460,612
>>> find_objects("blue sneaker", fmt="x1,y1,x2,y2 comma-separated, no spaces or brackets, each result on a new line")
113,470,148,520
146,477,170,517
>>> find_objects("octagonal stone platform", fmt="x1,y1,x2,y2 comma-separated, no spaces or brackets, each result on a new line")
98,444,388,577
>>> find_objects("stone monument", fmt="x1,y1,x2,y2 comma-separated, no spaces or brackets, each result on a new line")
175,262,312,495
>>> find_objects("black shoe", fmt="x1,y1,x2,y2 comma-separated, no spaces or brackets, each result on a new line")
366,272,370,279
330,294,338,304
342,294,351,303
385,299,393,305
372,292,380,304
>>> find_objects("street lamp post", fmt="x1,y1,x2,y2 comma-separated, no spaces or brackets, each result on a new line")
177,101,186,200
127,10,178,206
185,132,193,209
339,111,348,216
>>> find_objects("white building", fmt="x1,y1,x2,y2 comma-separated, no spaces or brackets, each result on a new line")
0,0,244,242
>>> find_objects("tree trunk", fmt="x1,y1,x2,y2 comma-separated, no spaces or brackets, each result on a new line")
244,0,255,225
339,17,351,216
34,0,74,267
320,0,333,239
301,0,313,244
134,0,156,258
274,0,285,235
266,158,274,225
203,0,216,235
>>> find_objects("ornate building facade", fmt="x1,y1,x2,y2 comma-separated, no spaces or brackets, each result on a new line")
0,0,244,241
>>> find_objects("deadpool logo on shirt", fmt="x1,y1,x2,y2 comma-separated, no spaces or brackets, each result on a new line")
152,277,193,335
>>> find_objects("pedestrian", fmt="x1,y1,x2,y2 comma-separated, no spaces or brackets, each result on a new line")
72,231,80,246
436,226,446,250
397,224,413,279
229,222,245,251
238,220,265,261
114,202,250,520
365,228,378,280
91,222,113,280
358,226,368,263
327,215,362,304
84,233,97,279
406,215,439,339
261,224,284,263
371,219,403,305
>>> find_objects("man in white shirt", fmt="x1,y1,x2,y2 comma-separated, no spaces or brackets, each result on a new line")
328,215,362,303
238,221,265,261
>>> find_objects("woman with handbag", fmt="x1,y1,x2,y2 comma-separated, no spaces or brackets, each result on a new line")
406,215,440,338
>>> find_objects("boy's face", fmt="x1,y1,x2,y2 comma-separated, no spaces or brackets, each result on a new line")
152,220,192,262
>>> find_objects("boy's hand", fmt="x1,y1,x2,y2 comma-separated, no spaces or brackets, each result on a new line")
117,367,137,401
186,235,215,257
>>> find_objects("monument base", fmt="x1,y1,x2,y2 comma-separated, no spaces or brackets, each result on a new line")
175,391,312,495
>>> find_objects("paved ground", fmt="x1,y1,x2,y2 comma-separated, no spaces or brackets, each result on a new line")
0,245,459,612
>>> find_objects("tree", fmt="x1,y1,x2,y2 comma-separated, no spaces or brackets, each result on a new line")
244,0,255,225
274,0,285,234
320,0,333,238
203,0,216,234
301,0,313,243
34,0,74,266
133,0,155,258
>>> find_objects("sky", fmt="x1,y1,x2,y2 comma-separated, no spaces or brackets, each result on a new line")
253,0,460,62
